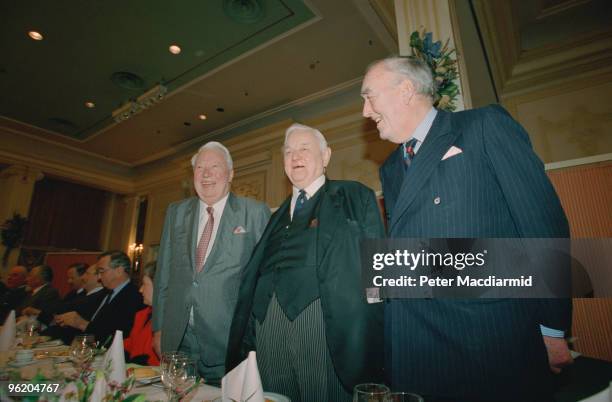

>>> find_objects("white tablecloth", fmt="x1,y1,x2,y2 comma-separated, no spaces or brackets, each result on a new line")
131,383,221,401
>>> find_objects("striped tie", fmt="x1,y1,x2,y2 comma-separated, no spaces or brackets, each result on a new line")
195,206,214,272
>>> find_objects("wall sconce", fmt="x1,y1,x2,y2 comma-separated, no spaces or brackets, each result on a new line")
112,84,168,123
129,243,144,273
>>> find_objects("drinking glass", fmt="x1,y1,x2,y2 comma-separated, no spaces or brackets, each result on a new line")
21,318,40,348
167,358,197,401
385,392,425,402
160,351,189,400
353,383,391,402
69,336,94,369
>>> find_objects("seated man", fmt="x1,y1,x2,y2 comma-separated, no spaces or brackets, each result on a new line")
22,262,88,322
0,265,28,321
56,251,144,344
41,263,106,344
17,265,60,316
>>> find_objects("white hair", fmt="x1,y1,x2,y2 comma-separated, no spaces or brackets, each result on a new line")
190,141,233,170
283,123,328,153
367,56,434,100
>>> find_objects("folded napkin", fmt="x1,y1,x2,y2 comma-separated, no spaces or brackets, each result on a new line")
0,310,16,351
103,330,126,385
58,381,79,402
222,351,264,402
89,371,108,402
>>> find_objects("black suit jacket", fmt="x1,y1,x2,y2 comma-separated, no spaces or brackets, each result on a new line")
380,106,571,401
0,286,27,322
226,180,385,391
85,282,144,344
42,288,108,344
17,284,60,316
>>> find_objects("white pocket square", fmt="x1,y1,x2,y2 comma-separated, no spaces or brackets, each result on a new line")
442,146,463,160
233,226,247,234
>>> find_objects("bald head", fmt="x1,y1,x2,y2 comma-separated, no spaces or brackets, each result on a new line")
7,266,27,289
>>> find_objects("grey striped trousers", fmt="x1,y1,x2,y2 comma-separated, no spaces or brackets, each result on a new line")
255,295,351,402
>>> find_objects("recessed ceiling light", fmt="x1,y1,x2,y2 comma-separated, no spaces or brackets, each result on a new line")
84,101,95,108
169,44,181,55
28,31,44,41
198,114,207,120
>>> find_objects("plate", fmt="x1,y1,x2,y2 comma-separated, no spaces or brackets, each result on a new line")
8,359,37,368
132,366,161,383
264,392,291,402
35,339,64,348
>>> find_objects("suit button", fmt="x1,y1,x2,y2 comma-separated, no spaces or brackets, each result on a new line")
433,196,441,205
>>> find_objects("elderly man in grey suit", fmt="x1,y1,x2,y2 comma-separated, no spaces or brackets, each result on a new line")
153,141,269,384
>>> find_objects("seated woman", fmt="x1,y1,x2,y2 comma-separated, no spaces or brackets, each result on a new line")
124,262,159,365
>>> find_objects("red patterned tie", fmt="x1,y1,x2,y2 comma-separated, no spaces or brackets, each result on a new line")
195,206,214,273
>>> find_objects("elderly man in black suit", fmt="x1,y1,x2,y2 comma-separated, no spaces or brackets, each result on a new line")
227,123,384,402
0,265,28,321
361,56,572,401
56,251,144,344
17,265,60,316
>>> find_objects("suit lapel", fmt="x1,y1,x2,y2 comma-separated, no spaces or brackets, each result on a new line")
389,111,460,233
382,146,405,218
316,180,343,269
185,197,199,272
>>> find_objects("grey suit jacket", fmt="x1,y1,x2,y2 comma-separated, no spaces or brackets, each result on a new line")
153,193,269,366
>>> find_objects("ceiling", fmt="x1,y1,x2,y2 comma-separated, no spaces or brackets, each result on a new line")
0,0,396,167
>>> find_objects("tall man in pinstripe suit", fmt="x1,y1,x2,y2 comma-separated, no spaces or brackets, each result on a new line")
361,57,573,401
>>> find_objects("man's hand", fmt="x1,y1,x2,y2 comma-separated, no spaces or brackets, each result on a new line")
543,335,573,373
21,307,41,316
55,311,89,331
153,331,162,358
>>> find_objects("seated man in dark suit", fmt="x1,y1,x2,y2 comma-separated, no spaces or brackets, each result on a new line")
40,263,107,344
17,265,60,316
22,262,89,322
56,251,144,344
0,265,28,321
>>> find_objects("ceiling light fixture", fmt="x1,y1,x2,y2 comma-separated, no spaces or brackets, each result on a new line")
28,31,43,41
169,44,181,54
112,84,168,123
198,114,207,120
85,101,95,108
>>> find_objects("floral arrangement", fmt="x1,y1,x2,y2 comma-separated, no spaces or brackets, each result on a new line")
409,29,459,111
1,213,28,267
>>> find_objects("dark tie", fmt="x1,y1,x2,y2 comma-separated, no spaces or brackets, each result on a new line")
195,206,214,273
293,190,307,216
403,138,418,170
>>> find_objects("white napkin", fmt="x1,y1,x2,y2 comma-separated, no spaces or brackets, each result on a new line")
0,310,16,351
89,372,108,402
221,351,264,402
103,330,126,385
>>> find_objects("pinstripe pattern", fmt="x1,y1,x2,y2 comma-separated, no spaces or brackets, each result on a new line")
255,295,351,402
380,106,570,401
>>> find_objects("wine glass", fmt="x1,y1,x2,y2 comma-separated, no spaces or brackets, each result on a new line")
160,351,188,400
385,392,425,402
167,358,197,401
69,336,94,369
21,317,40,348
353,383,391,402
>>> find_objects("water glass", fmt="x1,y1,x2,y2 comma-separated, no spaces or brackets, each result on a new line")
385,392,425,402
353,383,391,402
69,336,94,369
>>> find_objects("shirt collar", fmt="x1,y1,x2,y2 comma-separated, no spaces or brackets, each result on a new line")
109,279,130,300
411,107,437,148
199,192,229,214
86,286,103,296
292,174,326,200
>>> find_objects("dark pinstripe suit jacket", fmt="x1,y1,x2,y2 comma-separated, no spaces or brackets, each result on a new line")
380,105,571,401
